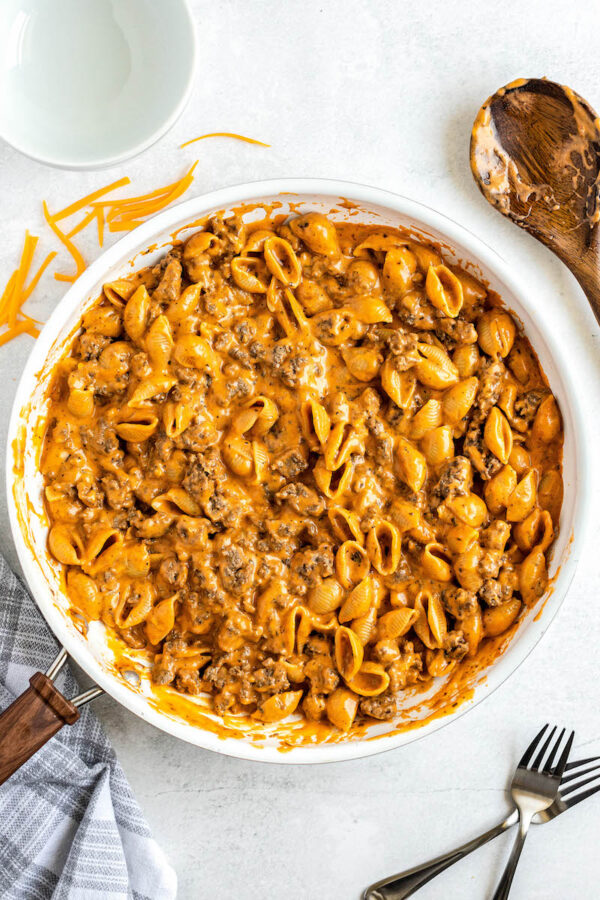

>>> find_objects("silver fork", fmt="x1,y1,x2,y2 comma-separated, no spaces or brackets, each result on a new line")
491,724,574,899
364,727,599,900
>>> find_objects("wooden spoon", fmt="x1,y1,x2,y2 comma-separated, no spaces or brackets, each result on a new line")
470,77,600,322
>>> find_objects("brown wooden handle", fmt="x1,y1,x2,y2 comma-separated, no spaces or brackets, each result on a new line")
0,672,79,785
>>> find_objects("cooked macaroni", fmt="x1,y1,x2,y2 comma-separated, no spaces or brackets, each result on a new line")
41,212,563,732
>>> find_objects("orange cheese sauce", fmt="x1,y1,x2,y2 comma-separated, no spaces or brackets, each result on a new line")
37,211,563,740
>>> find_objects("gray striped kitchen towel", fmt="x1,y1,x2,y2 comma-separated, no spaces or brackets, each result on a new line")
0,554,177,899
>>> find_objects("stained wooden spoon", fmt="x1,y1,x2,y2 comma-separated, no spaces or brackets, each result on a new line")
470,77,600,322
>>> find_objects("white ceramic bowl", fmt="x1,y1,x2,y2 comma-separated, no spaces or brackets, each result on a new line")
0,0,196,169
7,179,590,764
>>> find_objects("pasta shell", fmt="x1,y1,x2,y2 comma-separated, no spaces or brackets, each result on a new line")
484,465,517,515
421,426,454,467
351,606,378,645
408,241,442,271
452,343,480,377
442,377,479,425
240,395,279,437
67,388,94,419
410,399,442,439
461,604,483,657
82,304,123,337
145,594,178,645
390,498,421,532
483,598,522,637
300,397,331,449
377,607,418,640
446,492,488,527
296,278,332,314
128,376,175,408
421,542,453,582
268,281,311,337
339,577,374,622
396,437,427,493
454,544,484,592
426,649,457,678
342,346,383,382
241,228,276,255
264,236,302,288
116,410,159,442
116,581,155,629
506,470,537,522
325,687,359,731
484,407,513,464
344,296,393,324
328,507,364,545
381,360,416,409
66,570,102,620
532,395,561,443
166,282,203,323
415,343,459,390
103,278,137,307
335,626,364,681
173,334,219,373
537,468,563,524
427,593,448,644
48,525,84,565
446,523,478,555
353,231,407,256
324,422,362,471
289,213,341,257
314,458,354,499
513,508,554,553
151,488,201,516
85,527,122,561
309,577,344,614
123,285,150,343
145,314,173,370
366,521,402,576
222,433,254,477
231,256,270,292
477,309,516,358
346,662,390,697
382,247,417,295
336,541,370,589
254,690,303,723
163,402,194,438
425,265,464,317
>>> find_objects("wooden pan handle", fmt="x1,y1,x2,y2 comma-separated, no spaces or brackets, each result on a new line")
0,672,79,785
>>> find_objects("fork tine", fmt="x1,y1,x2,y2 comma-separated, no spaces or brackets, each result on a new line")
540,727,566,774
564,781,600,810
532,725,557,770
552,730,574,778
561,762,600,786
565,756,600,771
519,723,549,768
561,770,600,798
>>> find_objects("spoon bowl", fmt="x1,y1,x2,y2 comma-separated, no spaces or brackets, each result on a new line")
470,78,600,321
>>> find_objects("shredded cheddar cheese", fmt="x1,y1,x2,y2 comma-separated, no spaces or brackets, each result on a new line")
1,161,203,347
180,132,270,148
95,161,198,232
0,232,55,344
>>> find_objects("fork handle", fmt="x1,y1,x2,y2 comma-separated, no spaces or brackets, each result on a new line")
363,810,518,900
491,811,533,900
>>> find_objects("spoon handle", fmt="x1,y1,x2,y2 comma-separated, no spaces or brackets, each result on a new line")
563,247,600,325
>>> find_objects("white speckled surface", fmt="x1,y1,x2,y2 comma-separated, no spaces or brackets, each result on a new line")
1,1,600,897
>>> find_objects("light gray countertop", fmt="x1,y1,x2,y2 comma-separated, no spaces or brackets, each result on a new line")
1,1,599,897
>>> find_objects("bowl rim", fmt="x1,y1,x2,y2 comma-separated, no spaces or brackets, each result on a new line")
0,0,197,170
6,177,591,764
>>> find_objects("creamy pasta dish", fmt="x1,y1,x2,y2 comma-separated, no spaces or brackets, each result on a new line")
41,211,563,732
